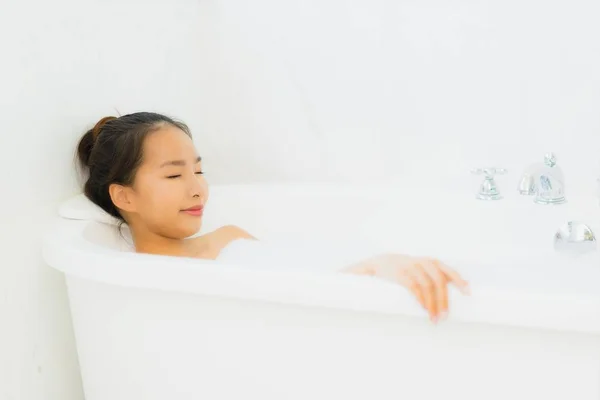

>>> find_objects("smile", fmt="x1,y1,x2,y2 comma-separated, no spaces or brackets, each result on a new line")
181,205,204,216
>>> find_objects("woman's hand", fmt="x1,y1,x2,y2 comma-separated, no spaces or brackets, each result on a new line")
344,254,470,323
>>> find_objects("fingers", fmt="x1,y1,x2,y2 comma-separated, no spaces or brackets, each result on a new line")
403,270,427,312
405,264,438,322
431,259,470,295
419,261,448,320
355,254,469,324
407,259,464,323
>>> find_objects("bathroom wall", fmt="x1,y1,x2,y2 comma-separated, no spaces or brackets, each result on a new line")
194,0,600,195
0,0,208,399
1,0,600,399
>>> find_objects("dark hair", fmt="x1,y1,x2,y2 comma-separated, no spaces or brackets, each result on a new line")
77,111,192,221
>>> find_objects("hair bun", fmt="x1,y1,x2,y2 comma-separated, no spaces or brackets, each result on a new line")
92,116,118,141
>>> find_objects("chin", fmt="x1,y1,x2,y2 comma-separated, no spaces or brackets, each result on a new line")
165,216,203,239
182,221,203,238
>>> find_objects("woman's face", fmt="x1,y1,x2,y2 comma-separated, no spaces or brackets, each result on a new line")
118,124,209,239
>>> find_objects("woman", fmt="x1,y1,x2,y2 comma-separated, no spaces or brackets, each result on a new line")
77,112,470,323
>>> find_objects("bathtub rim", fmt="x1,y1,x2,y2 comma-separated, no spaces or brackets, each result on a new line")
43,210,600,336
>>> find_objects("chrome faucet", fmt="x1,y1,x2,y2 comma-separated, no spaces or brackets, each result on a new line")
471,167,507,200
517,153,566,205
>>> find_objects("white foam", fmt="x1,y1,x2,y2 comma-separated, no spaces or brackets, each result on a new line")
216,238,382,272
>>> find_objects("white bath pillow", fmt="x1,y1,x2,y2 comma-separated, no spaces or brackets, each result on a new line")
57,193,202,239
58,193,121,225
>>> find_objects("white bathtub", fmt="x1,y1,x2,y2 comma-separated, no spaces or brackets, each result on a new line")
43,182,600,400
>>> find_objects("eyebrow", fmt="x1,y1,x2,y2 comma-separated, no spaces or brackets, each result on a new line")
160,156,202,168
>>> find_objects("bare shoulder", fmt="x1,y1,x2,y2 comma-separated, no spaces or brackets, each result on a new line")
214,224,256,240
190,225,256,260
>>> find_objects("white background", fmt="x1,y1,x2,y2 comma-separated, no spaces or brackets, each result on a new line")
1,0,599,398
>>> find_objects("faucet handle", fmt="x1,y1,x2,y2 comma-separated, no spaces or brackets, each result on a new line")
471,167,507,178
471,167,507,200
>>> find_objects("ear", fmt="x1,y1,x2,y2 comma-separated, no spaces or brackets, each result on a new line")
108,183,137,213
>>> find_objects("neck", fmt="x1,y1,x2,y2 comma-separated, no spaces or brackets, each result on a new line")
130,227,202,258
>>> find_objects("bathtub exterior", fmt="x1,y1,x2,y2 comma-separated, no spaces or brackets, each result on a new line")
63,272,600,400
44,183,600,400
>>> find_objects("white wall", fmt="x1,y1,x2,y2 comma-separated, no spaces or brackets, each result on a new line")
0,1,208,399
194,0,600,194
2,0,600,399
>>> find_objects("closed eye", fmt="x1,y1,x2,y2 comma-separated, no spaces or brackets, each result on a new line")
166,172,202,179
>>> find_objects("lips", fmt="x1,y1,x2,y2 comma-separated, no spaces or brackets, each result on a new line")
182,205,204,216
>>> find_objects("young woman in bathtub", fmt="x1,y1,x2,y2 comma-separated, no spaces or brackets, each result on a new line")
77,112,470,323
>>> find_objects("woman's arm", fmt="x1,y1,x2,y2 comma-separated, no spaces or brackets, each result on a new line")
212,229,469,323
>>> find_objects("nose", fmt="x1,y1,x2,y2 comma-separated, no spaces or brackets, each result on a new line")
188,173,205,199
